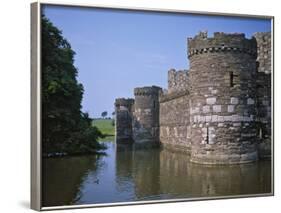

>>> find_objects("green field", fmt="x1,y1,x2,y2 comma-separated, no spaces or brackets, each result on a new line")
92,119,115,137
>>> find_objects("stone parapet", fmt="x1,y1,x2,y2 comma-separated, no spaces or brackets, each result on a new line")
159,90,189,103
168,69,190,93
254,32,271,73
115,98,134,107
188,32,257,58
134,86,162,96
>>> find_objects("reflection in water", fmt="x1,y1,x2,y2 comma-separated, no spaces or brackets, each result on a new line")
43,142,271,207
42,155,102,206
116,144,161,200
159,149,271,198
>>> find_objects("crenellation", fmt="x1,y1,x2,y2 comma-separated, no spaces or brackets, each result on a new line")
134,85,162,96
114,31,271,164
168,69,190,94
254,32,271,74
188,31,257,58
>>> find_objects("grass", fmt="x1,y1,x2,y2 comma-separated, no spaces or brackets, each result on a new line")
98,135,115,142
92,119,115,140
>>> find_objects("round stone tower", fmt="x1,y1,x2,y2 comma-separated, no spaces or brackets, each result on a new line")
115,98,135,144
188,32,258,164
133,86,162,147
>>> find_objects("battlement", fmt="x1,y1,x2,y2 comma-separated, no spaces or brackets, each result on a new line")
188,31,257,58
115,98,134,107
254,32,271,40
254,32,271,74
159,90,189,103
114,30,271,164
134,86,162,96
168,69,189,93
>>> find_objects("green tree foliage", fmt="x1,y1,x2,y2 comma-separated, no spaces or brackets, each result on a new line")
41,15,105,155
101,111,108,118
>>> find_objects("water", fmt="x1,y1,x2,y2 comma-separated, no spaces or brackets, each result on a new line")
42,141,272,207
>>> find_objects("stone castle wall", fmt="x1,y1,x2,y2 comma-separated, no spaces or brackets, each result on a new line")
254,32,271,74
188,32,258,164
160,69,191,152
168,69,190,93
132,86,162,147
115,98,135,144
254,32,272,158
114,31,272,164
256,72,271,158
159,90,191,154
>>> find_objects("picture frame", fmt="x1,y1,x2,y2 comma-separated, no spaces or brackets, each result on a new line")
31,1,274,211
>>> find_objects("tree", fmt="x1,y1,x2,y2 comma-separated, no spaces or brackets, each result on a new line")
111,112,115,126
41,15,104,155
101,111,108,119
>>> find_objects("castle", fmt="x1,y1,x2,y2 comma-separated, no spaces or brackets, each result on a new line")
115,31,272,165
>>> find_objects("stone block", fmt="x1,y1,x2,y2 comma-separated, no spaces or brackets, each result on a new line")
211,89,218,94
218,123,224,127
224,116,232,122
227,105,235,112
191,107,199,114
262,100,269,106
213,105,221,112
233,122,241,127
231,115,239,122
218,116,224,122
247,98,255,105
144,109,151,113
211,115,218,122
203,105,210,113
206,115,212,122
230,97,239,105
206,97,216,105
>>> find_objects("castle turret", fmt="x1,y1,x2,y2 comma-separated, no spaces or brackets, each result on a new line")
168,69,189,93
133,86,162,147
254,32,272,158
188,32,258,164
115,98,134,144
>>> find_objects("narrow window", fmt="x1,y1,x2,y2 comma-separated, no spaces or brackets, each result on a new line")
206,127,209,144
256,61,260,73
230,71,234,87
230,72,238,87
259,127,263,139
153,100,156,109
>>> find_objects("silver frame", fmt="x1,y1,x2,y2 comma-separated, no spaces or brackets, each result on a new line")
31,1,275,211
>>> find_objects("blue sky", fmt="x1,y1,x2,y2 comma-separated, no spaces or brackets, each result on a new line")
43,5,271,118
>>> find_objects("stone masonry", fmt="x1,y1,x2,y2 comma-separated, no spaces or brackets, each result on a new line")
133,86,162,147
115,98,135,144
115,31,272,164
254,32,272,158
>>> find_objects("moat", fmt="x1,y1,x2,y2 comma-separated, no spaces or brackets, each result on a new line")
42,140,271,207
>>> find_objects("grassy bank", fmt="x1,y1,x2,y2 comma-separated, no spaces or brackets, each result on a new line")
92,119,115,138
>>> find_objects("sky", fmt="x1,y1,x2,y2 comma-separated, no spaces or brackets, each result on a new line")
42,5,271,118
